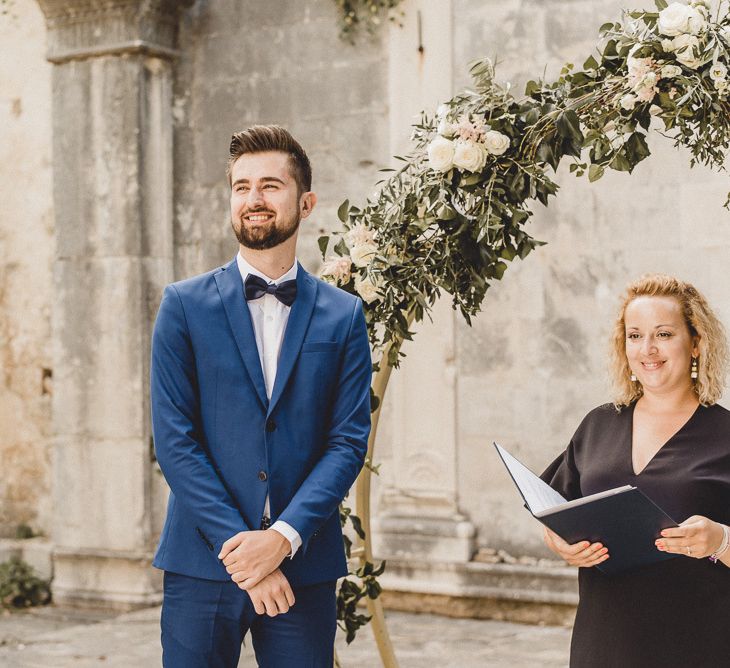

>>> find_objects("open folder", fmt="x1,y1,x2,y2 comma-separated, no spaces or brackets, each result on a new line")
493,442,679,575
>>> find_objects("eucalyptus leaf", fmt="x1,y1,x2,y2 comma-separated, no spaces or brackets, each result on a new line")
337,199,350,223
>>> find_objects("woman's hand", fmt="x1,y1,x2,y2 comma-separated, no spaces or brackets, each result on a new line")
542,526,609,568
655,515,725,558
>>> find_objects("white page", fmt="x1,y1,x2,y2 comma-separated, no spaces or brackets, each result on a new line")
494,442,568,513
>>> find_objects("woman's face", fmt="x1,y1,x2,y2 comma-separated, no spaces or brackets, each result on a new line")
624,295,699,397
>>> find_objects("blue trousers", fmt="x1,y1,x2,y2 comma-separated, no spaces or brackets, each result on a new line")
161,571,336,668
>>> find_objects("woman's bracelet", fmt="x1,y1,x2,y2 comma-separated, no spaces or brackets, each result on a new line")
709,523,730,563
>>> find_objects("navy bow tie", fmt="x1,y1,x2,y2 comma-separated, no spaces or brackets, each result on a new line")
244,274,297,306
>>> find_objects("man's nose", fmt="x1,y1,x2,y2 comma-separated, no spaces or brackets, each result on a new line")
246,186,265,207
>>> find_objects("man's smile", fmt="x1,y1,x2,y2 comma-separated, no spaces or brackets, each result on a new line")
244,212,275,223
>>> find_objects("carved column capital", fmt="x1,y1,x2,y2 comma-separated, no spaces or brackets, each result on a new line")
35,0,193,63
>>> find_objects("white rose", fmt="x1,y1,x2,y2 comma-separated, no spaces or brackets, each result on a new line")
427,136,455,172
483,130,511,156
320,255,352,285
673,34,704,69
715,78,729,91
344,222,376,248
649,104,663,115
687,5,708,34
661,38,677,52
710,62,728,81
660,63,682,78
452,139,489,172
354,274,382,304
437,117,456,137
658,3,694,36
350,242,378,268
620,93,637,110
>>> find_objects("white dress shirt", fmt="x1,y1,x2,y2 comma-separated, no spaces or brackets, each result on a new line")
236,252,302,557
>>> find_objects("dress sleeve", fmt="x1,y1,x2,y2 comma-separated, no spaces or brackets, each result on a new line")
540,439,582,501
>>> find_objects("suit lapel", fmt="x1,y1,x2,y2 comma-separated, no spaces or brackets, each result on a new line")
268,265,318,416
214,259,268,410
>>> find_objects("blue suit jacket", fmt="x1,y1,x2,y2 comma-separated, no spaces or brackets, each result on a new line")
150,259,372,587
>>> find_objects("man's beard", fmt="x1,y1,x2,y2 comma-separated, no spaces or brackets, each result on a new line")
233,207,300,250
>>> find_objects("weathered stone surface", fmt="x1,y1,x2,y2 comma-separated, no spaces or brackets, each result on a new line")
32,0,180,607
0,537,53,580
37,0,191,63
171,0,390,278
7,0,730,613
0,0,53,539
450,0,730,558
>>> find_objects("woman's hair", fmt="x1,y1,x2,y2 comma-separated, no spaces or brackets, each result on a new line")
610,273,728,407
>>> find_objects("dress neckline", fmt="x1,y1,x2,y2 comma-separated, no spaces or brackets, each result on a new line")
628,401,702,476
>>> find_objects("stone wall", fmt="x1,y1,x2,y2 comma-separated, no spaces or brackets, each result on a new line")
0,2,53,538
171,0,390,278
451,0,730,556
5,0,730,611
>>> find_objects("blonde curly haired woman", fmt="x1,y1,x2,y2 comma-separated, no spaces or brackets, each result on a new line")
540,274,730,667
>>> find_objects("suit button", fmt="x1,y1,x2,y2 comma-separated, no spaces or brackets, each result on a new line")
266,418,276,432
258,470,268,481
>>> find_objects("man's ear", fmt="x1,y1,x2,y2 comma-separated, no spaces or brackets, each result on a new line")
300,191,317,219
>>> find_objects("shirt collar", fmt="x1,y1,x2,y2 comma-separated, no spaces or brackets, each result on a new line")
236,252,298,286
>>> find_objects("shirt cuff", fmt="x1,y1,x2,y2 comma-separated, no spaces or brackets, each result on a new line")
270,521,302,558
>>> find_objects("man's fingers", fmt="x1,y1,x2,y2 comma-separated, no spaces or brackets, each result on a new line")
218,533,244,560
240,575,266,591
223,545,244,568
231,570,249,584
251,596,266,615
263,594,281,617
284,585,295,607
273,591,290,615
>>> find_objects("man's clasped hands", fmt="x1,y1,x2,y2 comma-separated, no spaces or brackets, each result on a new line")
218,530,294,617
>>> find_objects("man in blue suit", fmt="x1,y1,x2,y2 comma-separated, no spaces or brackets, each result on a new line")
151,125,372,667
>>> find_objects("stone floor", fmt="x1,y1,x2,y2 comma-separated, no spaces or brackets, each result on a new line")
0,605,571,667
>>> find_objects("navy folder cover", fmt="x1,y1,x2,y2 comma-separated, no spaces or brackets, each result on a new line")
535,487,679,575
494,442,679,575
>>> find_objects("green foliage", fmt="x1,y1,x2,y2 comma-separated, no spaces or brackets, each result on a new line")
337,502,385,643
14,524,36,539
0,558,51,609
328,0,730,646
334,0,405,43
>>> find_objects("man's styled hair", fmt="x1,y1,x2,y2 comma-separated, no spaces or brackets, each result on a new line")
610,273,728,407
227,125,312,194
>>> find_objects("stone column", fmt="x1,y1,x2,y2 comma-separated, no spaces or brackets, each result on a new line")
35,0,187,607
373,0,476,563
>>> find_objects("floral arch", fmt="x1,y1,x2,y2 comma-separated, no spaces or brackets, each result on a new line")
324,2,730,665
